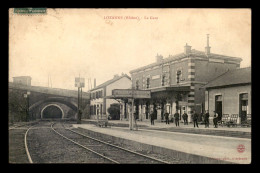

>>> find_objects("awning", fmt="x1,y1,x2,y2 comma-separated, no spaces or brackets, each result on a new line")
105,95,129,99
105,89,151,99
150,85,191,93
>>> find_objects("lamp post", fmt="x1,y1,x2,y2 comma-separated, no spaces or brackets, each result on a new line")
23,91,30,122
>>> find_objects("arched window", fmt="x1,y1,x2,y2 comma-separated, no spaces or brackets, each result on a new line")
177,70,181,84
162,74,166,86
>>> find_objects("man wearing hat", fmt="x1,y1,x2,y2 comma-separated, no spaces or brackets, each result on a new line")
213,111,219,128
204,110,210,128
191,110,199,128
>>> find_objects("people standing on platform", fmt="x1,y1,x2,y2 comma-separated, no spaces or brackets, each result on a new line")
174,111,180,127
204,110,210,128
150,111,155,125
192,110,199,128
164,112,170,124
199,112,203,122
182,111,188,125
213,111,219,128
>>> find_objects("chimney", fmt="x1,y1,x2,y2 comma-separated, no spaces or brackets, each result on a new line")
184,43,192,54
114,74,119,78
94,78,96,88
156,53,163,63
205,34,211,55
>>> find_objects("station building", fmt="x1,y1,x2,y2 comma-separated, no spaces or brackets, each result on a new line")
89,74,132,119
202,67,251,124
128,38,243,122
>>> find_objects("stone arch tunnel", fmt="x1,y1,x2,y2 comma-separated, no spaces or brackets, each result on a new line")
29,97,78,119
9,82,90,120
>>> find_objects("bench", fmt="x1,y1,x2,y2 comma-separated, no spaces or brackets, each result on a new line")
220,114,229,127
96,115,110,128
226,114,238,127
97,119,109,127
241,114,251,127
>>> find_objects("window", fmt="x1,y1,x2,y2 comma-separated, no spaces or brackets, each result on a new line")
162,74,166,86
177,70,181,84
94,105,96,115
97,105,99,115
136,80,139,90
240,93,248,122
215,95,222,101
146,78,150,89
90,106,93,115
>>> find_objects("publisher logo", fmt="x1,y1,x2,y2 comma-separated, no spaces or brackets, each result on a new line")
237,144,245,153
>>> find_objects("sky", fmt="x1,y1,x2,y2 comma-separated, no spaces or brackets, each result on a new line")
9,8,251,91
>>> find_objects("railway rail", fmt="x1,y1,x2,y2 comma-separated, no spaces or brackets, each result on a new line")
51,122,169,164
9,121,39,130
23,120,169,163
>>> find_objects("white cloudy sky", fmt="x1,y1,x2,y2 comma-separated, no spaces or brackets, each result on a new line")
9,8,251,91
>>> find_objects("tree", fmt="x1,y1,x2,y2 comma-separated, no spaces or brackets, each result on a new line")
107,103,120,120
8,89,27,122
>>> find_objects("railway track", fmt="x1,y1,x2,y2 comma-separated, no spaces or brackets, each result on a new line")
51,122,169,164
9,121,39,130
23,120,170,163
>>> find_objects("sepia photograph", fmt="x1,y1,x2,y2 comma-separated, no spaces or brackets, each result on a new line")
8,8,251,164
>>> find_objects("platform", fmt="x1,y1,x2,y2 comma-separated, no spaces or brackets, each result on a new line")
81,119,251,139
73,123,251,164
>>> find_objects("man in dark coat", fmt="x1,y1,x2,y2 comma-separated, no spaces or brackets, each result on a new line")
204,110,210,128
182,111,188,125
150,111,155,125
174,111,180,127
192,110,199,128
164,112,170,124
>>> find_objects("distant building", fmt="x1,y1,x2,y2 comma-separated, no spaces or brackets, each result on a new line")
202,67,251,124
89,74,132,119
13,76,32,86
129,36,243,122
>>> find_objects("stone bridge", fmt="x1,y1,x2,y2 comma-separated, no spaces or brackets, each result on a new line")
9,82,90,120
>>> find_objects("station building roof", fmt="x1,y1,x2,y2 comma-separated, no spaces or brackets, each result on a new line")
130,49,243,74
89,74,131,92
201,67,251,89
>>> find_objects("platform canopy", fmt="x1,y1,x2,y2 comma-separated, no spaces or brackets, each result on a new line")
150,85,191,93
105,89,151,99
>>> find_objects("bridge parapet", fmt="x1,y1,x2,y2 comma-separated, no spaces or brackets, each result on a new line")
9,82,90,99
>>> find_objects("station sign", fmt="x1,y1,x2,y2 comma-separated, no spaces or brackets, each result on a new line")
75,77,85,87
112,89,151,99
179,101,188,106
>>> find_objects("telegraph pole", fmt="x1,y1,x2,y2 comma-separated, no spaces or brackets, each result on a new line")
75,75,84,124
77,85,80,123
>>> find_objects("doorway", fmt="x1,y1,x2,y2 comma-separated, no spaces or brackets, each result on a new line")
215,95,222,120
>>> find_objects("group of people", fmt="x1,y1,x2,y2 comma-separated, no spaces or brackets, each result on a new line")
150,109,220,128
201,110,219,128
163,111,188,126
